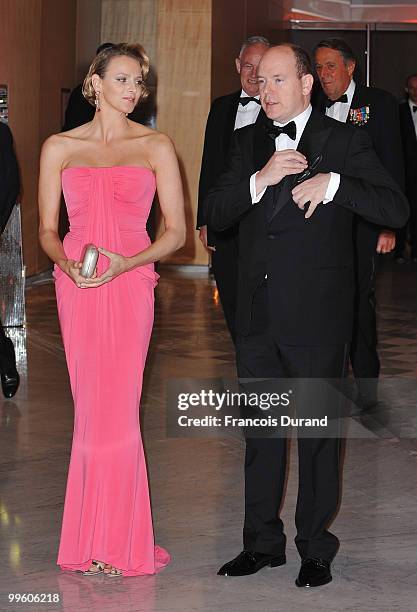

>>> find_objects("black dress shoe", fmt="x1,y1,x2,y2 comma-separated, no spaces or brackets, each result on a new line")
1,338,19,399
1,371,20,398
218,550,286,576
356,394,378,413
295,558,332,587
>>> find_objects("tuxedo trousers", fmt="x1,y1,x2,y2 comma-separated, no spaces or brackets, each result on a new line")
350,223,380,403
0,319,13,373
211,230,239,343
236,281,348,562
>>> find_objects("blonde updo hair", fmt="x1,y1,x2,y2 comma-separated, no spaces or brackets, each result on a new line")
82,43,150,107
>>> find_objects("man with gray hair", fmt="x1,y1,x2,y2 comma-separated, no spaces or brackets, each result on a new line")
314,38,405,411
197,35,270,342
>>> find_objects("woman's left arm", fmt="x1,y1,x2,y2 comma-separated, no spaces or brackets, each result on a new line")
81,134,185,287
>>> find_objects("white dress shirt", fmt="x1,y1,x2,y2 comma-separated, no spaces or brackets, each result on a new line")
234,90,262,130
325,79,356,123
250,104,340,203
408,98,417,138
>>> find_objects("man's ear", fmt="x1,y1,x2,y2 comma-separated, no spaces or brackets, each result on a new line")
301,73,314,96
347,60,356,78
235,57,241,75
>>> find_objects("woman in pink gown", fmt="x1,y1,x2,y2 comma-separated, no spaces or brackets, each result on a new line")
38,44,185,577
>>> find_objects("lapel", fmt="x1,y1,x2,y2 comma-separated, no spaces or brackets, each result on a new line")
404,102,417,146
269,109,333,223
350,84,362,108
313,89,327,115
297,109,333,163
252,110,276,215
253,109,275,169
223,91,241,152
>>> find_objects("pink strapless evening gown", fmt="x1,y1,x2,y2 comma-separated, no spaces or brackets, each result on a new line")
55,166,170,576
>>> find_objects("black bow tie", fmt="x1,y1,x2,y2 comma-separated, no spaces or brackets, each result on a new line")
325,94,348,108
413,105,417,113
239,96,261,106
266,121,297,141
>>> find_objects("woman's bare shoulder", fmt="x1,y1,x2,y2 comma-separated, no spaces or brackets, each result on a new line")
41,125,93,164
128,121,172,145
128,123,176,169
40,133,67,160
43,124,90,148
140,128,175,155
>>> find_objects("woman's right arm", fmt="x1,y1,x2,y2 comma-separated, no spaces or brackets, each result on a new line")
38,136,83,285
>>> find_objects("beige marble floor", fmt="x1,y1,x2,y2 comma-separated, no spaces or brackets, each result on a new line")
1,262,417,612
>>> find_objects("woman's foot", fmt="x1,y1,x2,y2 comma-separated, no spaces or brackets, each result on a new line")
82,560,104,576
103,564,122,577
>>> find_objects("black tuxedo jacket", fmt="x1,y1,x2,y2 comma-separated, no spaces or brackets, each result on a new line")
204,110,409,345
0,123,20,234
316,84,404,189
399,101,417,197
197,90,264,244
316,84,405,246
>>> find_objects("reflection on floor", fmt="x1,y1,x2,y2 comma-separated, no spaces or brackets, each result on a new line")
1,259,417,612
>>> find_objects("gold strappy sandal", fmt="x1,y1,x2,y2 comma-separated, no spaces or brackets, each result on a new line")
105,566,123,578
82,560,105,576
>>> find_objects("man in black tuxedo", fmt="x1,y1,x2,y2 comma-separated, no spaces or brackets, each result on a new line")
397,74,417,261
314,38,405,410
205,44,408,587
197,36,270,342
0,122,20,398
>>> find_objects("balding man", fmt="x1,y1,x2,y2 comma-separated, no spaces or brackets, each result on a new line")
205,44,408,587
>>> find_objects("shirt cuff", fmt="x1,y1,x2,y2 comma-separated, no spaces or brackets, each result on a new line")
250,171,267,204
323,172,340,203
